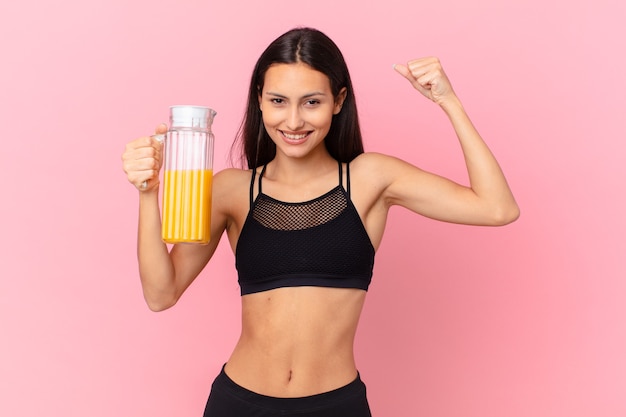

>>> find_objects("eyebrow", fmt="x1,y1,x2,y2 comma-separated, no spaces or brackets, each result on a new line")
265,91,327,99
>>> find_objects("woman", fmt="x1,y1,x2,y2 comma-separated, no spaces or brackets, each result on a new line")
122,27,519,417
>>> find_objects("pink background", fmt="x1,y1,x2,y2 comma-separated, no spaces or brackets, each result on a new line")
1,0,625,416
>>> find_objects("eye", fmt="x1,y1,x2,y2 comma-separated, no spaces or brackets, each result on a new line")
270,98,285,105
305,99,321,106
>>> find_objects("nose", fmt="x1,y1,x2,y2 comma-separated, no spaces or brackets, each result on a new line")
286,105,305,131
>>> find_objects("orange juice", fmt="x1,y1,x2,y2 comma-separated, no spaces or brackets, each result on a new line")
162,169,213,244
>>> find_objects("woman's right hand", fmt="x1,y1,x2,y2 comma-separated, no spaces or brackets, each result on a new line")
122,124,167,192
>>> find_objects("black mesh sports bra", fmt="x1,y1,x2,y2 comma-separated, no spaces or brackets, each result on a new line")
235,162,375,295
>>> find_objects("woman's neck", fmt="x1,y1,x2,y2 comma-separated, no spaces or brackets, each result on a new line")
267,149,337,185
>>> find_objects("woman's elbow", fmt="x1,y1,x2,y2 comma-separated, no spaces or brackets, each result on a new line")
143,292,178,312
491,202,520,226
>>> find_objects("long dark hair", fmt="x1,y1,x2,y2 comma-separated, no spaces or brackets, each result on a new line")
231,27,364,169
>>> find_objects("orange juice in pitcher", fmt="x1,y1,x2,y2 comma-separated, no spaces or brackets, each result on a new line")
161,105,216,244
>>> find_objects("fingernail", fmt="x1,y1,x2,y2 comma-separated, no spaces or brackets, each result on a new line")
152,134,165,143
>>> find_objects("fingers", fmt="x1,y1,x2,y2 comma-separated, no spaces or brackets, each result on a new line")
154,123,168,135
393,62,430,97
122,133,164,192
406,57,442,77
406,58,442,86
394,57,454,103
393,63,413,81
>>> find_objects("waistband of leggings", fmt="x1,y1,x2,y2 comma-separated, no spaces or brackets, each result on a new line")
212,364,367,411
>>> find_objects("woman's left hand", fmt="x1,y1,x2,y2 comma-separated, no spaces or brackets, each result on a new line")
393,57,456,105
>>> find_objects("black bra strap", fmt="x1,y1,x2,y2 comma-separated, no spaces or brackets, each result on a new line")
249,166,257,208
338,160,343,187
346,162,351,198
338,161,351,198
258,164,268,196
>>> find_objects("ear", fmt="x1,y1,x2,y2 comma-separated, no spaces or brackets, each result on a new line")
333,87,347,115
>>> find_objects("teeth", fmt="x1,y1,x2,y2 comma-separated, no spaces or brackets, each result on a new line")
283,132,308,140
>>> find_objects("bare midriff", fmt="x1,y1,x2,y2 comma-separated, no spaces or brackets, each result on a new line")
224,286,367,398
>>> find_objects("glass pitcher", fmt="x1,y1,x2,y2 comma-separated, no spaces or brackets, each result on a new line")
161,105,216,244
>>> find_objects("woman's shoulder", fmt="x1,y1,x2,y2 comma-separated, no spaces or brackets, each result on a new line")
347,152,396,194
350,152,425,193
212,168,252,196
351,151,400,166
210,168,253,219
350,152,406,177
214,167,252,181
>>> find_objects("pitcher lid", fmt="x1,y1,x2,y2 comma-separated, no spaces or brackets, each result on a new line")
169,105,216,129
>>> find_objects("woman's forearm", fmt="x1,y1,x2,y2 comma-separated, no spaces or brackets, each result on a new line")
440,95,520,224
137,189,177,311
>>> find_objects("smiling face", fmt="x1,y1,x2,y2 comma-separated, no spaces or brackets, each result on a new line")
259,63,346,161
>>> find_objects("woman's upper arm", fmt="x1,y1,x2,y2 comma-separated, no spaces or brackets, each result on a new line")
366,153,503,226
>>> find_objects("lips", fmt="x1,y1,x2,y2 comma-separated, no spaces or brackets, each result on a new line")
280,130,311,143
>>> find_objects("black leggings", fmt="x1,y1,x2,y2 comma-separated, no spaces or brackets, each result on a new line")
203,366,372,417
